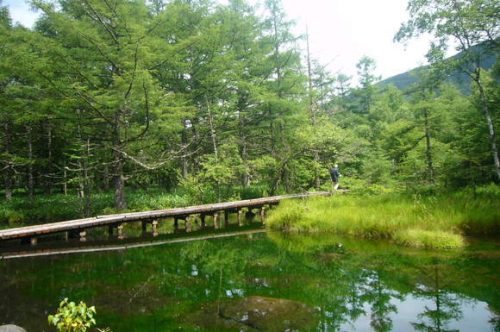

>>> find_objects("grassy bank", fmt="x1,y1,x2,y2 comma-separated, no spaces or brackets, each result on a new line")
266,185,500,249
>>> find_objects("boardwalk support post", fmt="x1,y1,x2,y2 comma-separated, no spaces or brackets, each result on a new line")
79,230,86,242
186,216,192,233
117,224,124,239
152,220,158,237
260,206,266,223
201,214,206,229
174,217,179,231
237,209,243,226
141,221,148,233
224,210,229,228
30,237,37,246
213,212,219,229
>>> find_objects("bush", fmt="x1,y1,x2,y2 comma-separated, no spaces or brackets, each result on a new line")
48,298,97,332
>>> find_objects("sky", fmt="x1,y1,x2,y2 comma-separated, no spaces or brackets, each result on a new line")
3,0,434,83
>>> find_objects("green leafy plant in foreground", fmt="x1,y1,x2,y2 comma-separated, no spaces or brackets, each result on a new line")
48,298,97,332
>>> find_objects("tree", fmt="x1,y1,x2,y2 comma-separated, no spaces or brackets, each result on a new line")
395,0,500,180
250,0,306,193
334,73,352,112
354,56,380,114
33,0,171,209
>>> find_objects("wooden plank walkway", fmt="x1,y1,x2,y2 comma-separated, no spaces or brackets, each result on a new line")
0,191,330,243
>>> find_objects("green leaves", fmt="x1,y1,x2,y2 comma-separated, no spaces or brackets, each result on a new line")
47,298,98,332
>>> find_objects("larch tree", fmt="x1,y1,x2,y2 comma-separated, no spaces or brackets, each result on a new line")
32,0,172,209
395,0,500,180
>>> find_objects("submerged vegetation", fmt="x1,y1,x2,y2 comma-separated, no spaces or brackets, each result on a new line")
267,185,500,248
1,232,499,330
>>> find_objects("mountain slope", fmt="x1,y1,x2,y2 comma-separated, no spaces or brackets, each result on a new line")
378,43,497,93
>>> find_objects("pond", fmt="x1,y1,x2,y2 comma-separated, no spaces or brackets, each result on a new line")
0,229,499,331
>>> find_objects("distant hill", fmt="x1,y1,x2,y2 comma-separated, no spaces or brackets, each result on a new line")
378,42,497,94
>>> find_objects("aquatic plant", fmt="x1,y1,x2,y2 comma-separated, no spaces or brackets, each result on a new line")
48,298,97,332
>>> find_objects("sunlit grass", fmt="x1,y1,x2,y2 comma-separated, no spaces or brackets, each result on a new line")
393,229,465,249
267,187,500,249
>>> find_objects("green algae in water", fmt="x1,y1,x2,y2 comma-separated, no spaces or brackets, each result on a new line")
0,233,499,331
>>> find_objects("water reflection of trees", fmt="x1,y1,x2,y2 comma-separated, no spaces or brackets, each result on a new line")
361,270,401,332
411,265,463,332
180,239,252,314
1,232,499,330
266,233,477,332
267,234,404,331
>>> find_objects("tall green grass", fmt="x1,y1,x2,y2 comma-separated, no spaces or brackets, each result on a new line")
266,186,500,249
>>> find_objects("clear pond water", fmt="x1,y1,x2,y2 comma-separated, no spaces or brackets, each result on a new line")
0,229,499,331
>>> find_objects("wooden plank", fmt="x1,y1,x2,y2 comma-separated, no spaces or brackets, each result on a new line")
0,192,330,241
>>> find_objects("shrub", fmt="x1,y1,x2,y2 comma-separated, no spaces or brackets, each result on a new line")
48,298,97,332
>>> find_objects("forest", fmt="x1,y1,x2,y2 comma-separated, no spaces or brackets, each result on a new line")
0,0,499,224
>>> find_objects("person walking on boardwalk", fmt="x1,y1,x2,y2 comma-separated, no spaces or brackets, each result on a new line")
329,164,341,191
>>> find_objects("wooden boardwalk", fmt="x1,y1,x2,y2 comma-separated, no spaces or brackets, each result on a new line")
0,192,330,244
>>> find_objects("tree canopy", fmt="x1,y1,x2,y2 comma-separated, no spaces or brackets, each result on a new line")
0,0,498,212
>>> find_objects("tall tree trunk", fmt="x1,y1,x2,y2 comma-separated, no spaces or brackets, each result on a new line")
26,124,34,201
241,136,250,187
63,161,67,195
103,163,110,191
181,126,188,178
46,120,53,194
83,138,92,216
206,100,221,202
113,113,126,210
75,109,92,215
113,148,126,210
207,100,218,159
269,6,281,168
113,145,126,210
423,108,434,183
4,121,13,200
306,26,320,189
476,79,500,181
237,106,250,187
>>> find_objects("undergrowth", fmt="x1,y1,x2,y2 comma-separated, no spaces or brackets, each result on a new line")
0,189,191,226
0,184,270,227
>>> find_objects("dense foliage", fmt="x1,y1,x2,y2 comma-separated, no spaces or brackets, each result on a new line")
0,0,498,218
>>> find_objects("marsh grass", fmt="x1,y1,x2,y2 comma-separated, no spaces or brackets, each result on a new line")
267,187,500,248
